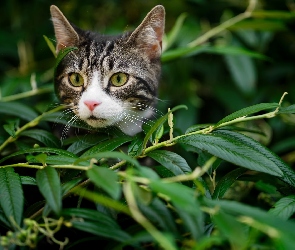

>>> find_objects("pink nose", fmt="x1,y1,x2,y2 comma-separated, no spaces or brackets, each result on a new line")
84,100,101,111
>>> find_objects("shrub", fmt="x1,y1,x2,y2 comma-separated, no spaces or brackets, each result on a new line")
1,1,295,249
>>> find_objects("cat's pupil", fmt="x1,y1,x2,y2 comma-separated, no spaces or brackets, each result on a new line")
116,75,122,83
75,75,79,82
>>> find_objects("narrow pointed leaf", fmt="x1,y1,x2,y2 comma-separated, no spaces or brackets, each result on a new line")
269,195,295,220
0,168,24,227
142,105,187,151
67,134,108,155
70,220,131,242
215,103,278,127
164,13,187,51
87,167,120,200
43,35,57,57
81,136,132,157
77,151,141,168
212,211,248,248
20,129,60,148
54,47,78,72
213,168,246,199
0,147,77,164
203,198,295,240
149,180,196,213
36,167,61,215
62,208,118,228
177,130,295,186
278,104,295,114
147,150,191,175
0,102,38,122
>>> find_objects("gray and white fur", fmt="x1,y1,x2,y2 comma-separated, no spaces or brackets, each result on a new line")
50,5,165,135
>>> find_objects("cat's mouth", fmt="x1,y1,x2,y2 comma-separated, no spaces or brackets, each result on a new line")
88,115,107,122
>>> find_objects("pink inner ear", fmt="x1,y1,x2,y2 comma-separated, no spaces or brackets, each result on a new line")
154,27,163,49
57,36,75,51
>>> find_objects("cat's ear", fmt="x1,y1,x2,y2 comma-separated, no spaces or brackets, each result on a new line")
128,5,165,60
50,5,79,54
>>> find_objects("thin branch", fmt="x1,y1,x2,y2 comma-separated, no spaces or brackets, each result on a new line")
0,105,65,153
188,0,257,47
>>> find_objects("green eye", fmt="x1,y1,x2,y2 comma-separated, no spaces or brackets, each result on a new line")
69,73,84,87
110,73,128,87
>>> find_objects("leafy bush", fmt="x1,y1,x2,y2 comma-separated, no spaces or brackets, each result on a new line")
1,1,295,249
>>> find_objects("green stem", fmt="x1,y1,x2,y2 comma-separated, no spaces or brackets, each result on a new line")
0,105,65,153
188,0,257,47
123,180,177,250
0,87,53,102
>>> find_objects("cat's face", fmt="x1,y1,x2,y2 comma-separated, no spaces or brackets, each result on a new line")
50,5,165,135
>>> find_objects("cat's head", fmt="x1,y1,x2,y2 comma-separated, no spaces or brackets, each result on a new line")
50,5,165,135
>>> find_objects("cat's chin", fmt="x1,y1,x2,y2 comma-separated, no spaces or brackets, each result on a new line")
84,118,142,136
84,118,110,128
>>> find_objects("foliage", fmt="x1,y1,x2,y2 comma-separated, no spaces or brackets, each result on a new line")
1,0,295,249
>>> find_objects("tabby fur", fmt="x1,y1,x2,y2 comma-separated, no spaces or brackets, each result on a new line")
50,5,165,135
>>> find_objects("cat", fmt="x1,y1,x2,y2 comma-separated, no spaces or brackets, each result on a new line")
50,5,165,136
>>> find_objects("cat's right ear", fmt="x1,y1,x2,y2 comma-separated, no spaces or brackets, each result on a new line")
50,5,79,54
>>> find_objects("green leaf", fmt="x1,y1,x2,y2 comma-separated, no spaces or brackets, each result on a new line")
185,124,213,134
0,209,11,228
162,45,268,63
204,46,269,60
138,198,178,233
20,129,60,148
128,134,144,157
67,134,108,155
149,180,196,213
252,10,295,19
54,47,78,73
225,54,256,94
215,103,278,127
255,180,277,194
213,168,246,199
269,195,295,220
0,102,38,122
203,198,295,243
20,176,37,185
3,119,19,137
81,136,132,157
176,205,204,240
34,153,47,165
164,12,187,51
162,46,206,62
61,177,83,195
36,167,61,215
87,167,120,200
43,155,79,165
271,136,295,154
142,105,187,151
43,35,56,57
3,124,16,137
0,147,78,164
62,208,119,228
230,20,287,31
70,220,131,242
278,104,295,114
147,150,191,176
72,187,130,215
0,168,24,227
177,130,295,186
212,211,248,248
77,151,141,168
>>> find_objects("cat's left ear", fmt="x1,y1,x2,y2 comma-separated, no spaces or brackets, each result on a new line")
128,5,165,60
50,5,79,54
